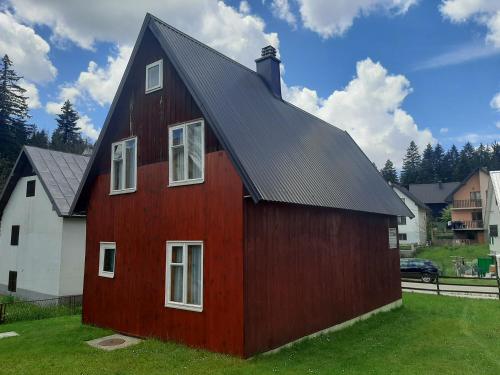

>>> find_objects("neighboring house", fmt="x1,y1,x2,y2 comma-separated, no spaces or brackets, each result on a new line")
445,167,490,244
409,181,460,217
71,14,411,358
485,171,500,261
391,184,429,245
0,146,89,300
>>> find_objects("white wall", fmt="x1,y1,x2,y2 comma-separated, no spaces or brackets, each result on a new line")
0,176,63,298
59,217,86,296
486,191,500,255
393,188,427,245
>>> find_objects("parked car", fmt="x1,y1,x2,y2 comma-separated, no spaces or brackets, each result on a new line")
400,258,440,283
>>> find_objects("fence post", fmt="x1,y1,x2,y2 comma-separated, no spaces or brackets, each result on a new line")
436,274,440,296
0,303,5,324
494,256,500,301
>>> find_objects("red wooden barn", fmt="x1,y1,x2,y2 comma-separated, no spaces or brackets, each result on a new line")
72,13,412,358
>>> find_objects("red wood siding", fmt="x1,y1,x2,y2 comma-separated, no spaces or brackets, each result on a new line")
83,151,245,356
243,201,401,357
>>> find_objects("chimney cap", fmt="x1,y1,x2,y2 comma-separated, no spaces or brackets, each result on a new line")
261,45,277,58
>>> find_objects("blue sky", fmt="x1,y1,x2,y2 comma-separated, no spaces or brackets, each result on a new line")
1,0,499,167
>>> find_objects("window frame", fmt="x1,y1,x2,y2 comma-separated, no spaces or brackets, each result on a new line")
10,225,20,246
398,233,407,241
145,59,163,94
98,242,116,278
165,241,204,312
26,179,36,197
8,271,17,292
168,119,205,187
397,216,407,225
109,137,137,195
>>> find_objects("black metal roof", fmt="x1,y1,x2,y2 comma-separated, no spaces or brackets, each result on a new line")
0,146,89,218
71,14,411,218
409,182,460,205
391,184,430,211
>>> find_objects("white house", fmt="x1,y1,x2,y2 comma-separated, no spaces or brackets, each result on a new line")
0,146,89,300
485,171,500,263
391,184,429,246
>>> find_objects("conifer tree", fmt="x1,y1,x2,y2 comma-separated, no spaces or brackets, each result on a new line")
51,100,86,154
0,54,31,160
380,159,398,184
456,142,475,180
400,141,421,187
433,143,445,182
28,125,50,149
420,143,435,183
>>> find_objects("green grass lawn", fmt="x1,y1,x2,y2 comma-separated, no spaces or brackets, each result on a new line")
0,295,81,323
416,244,491,276
0,293,499,375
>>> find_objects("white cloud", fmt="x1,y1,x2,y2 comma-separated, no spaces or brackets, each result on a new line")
8,0,278,69
239,1,251,14
452,132,499,144
19,79,41,109
271,0,297,27
0,11,57,82
283,58,435,167
440,127,449,134
414,42,500,70
77,114,100,141
491,92,500,111
496,121,500,129
440,0,500,48
296,0,417,38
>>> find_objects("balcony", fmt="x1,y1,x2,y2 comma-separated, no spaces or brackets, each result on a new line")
451,220,484,230
452,199,482,209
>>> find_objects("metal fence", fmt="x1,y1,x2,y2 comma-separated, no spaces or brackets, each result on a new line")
0,295,82,324
402,276,500,299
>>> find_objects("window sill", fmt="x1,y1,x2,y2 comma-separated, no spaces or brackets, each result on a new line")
168,178,204,188
98,271,115,278
109,188,136,196
165,302,203,312
145,85,162,94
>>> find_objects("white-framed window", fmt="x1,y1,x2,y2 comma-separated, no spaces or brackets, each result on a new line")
165,241,203,312
99,242,116,278
397,216,407,225
168,120,204,187
110,137,137,194
145,59,163,93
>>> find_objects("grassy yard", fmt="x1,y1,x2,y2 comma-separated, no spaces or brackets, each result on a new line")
0,295,81,323
416,244,491,276
0,293,499,375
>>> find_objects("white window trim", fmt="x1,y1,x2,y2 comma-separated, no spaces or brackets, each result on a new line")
168,119,205,187
165,241,204,312
145,59,163,94
109,137,137,195
99,242,116,278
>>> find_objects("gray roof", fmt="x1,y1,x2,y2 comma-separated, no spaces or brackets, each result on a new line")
72,14,411,218
408,182,460,205
0,146,89,217
392,184,430,211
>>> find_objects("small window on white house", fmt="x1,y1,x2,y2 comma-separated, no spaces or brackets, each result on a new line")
110,138,137,194
168,120,204,186
399,233,407,241
145,59,163,93
397,216,407,225
166,241,203,312
99,242,116,278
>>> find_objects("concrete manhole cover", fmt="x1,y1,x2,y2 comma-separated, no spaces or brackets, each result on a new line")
87,334,142,351
99,338,126,347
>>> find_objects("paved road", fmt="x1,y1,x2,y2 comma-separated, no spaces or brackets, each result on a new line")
402,281,499,300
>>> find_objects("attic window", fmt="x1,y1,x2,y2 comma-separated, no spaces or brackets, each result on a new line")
26,180,35,197
168,120,204,186
110,138,137,194
145,59,163,93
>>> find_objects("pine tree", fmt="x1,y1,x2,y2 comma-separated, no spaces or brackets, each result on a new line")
433,143,445,182
456,142,475,180
400,141,421,187
51,100,86,154
475,143,489,168
0,54,31,160
490,142,500,170
420,143,435,183
442,145,460,181
380,159,398,184
28,125,50,149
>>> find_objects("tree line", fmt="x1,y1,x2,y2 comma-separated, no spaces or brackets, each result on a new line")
0,55,92,191
381,140,500,186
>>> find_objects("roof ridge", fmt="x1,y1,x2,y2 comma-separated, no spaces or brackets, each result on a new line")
149,13,259,76
24,145,89,159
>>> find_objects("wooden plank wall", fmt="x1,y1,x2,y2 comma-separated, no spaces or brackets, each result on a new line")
83,152,245,356
244,201,401,357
